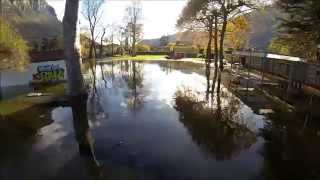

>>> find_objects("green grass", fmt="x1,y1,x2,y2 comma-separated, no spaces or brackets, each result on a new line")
0,83,66,116
107,55,206,62
35,83,66,95
110,55,166,61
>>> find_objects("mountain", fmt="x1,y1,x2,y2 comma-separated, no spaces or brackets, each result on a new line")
143,5,280,51
1,0,63,49
247,6,279,50
142,34,176,47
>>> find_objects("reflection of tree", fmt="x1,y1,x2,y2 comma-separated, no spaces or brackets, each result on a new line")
260,110,320,180
69,94,102,179
99,64,108,87
87,90,107,126
158,61,204,75
158,61,172,74
100,61,116,88
173,83,256,160
122,61,145,111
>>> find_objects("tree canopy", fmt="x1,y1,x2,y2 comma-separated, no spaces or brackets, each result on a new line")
270,0,320,60
81,0,105,58
226,15,251,49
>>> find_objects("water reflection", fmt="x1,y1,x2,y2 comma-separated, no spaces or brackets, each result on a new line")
0,104,54,167
88,90,108,127
121,61,145,111
69,94,102,179
260,110,320,180
2,60,320,179
173,83,256,160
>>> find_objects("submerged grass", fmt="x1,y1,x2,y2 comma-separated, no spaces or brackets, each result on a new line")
0,83,66,116
104,55,205,64
110,55,166,61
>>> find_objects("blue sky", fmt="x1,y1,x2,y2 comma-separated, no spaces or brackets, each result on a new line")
46,0,187,39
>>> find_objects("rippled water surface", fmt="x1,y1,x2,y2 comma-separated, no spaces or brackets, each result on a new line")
1,61,319,180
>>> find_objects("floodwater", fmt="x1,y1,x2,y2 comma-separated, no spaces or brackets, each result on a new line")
0,61,320,180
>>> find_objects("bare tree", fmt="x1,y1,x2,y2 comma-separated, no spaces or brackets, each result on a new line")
105,24,117,57
117,25,126,55
82,0,104,59
109,32,114,56
81,0,104,92
125,0,143,57
124,24,130,54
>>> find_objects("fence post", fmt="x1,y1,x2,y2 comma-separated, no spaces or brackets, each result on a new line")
261,52,267,89
246,49,252,94
287,63,293,93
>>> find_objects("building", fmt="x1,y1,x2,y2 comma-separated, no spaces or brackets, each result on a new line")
171,46,198,59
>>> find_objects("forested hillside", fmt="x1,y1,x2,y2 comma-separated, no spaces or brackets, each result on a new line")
247,6,278,50
143,6,278,52
1,0,63,51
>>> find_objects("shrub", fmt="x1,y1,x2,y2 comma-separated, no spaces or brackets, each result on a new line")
0,17,29,70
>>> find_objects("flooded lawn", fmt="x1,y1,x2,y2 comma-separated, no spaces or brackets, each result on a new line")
1,61,320,180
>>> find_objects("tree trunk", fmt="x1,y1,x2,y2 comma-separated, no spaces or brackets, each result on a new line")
125,36,129,54
216,72,222,120
132,26,136,56
99,28,106,58
89,39,93,59
89,29,96,59
88,44,92,59
70,94,92,156
132,13,137,57
219,14,228,71
205,16,213,92
206,17,213,64
212,14,219,93
89,29,97,92
63,0,85,95
63,0,97,162
111,34,114,57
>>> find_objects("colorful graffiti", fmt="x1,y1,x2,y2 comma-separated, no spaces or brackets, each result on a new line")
32,64,65,81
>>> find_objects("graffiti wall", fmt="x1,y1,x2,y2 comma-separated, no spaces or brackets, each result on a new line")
32,64,65,82
0,60,67,87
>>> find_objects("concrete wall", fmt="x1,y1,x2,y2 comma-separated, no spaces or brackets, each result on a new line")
0,60,67,87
